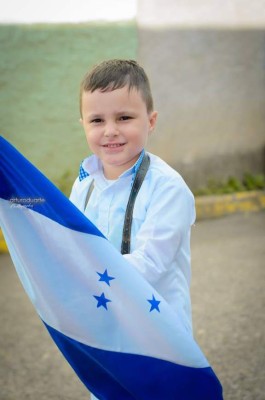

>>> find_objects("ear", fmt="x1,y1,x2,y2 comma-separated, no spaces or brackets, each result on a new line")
79,118,83,126
149,111,158,133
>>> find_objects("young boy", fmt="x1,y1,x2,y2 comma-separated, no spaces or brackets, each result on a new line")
70,59,196,399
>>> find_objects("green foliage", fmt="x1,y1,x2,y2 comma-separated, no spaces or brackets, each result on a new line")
243,173,265,191
194,173,265,196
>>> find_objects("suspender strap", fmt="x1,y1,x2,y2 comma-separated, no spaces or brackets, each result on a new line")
121,154,150,255
84,179,94,210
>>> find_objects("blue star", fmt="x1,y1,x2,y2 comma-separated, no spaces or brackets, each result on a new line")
93,292,111,310
147,295,161,312
97,269,115,286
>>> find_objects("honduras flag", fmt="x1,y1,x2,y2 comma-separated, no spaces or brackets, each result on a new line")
0,136,223,400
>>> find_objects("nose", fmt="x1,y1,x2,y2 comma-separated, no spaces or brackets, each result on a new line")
104,121,119,137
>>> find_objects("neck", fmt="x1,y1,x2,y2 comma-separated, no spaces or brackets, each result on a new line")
103,168,120,180
102,153,144,180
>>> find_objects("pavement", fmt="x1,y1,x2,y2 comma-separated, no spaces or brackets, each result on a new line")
0,211,265,400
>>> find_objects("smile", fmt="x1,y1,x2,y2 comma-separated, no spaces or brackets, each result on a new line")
103,143,125,148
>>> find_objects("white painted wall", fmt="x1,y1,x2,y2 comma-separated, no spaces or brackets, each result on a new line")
138,0,265,27
1,0,264,26
0,0,137,23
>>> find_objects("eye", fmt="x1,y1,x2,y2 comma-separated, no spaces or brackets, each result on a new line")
90,118,103,124
119,116,132,121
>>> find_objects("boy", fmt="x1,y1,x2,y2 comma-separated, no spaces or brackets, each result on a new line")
70,59,196,398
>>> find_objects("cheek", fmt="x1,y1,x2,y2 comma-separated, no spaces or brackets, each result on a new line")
84,127,97,143
84,134,99,154
126,123,149,140
84,130,91,143
83,132,96,152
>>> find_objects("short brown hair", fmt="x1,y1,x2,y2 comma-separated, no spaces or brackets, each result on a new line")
80,59,154,116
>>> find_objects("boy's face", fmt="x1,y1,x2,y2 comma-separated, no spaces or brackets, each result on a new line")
80,86,157,179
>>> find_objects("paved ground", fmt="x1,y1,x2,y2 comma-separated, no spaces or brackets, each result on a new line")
0,211,264,400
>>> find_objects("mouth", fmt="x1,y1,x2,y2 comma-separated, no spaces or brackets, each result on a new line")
102,143,126,148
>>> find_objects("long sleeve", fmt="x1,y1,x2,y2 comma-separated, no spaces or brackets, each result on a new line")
124,176,195,286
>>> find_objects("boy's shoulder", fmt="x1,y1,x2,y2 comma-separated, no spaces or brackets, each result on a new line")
142,153,195,221
146,152,194,201
148,152,187,185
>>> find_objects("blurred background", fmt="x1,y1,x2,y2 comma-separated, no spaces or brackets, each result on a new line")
1,0,264,194
0,2,265,400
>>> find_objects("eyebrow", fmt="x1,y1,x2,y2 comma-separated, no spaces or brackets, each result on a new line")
116,110,136,115
87,113,103,120
87,110,137,119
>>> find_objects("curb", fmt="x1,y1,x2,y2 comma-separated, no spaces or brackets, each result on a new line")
195,190,265,220
1,191,265,254
0,230,8,253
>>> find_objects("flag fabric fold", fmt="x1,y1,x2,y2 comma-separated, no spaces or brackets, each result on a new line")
0,136,223,400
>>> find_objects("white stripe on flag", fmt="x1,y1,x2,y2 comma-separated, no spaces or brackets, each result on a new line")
0,198,207,368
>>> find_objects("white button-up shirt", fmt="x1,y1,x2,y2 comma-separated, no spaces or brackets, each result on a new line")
70,152,196,333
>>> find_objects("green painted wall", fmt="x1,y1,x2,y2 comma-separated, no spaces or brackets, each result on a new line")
0,23,137,194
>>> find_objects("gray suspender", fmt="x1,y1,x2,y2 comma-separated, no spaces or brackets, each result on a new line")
84,153,150,255
84,179,94,209
121,154,150,255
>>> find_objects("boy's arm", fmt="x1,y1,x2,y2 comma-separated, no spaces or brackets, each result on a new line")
123,177,195,286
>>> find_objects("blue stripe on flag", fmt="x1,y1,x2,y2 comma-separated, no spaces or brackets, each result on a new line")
0,136,103,237
45,322,223,400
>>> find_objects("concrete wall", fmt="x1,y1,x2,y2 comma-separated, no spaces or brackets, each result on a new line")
138,28,265,188
0,23,137,193
137,1,265,189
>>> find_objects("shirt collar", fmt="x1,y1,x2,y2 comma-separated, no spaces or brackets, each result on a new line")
78,150,145,183
79,155,101,181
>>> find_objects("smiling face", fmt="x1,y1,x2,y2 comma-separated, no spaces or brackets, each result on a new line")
80,86,157,179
